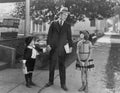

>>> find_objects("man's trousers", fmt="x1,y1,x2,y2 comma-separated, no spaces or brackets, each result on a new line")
49,49,66,86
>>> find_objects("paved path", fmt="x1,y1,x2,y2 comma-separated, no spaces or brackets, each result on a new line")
0,33,120,93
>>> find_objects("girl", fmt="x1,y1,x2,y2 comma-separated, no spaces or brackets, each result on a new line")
76,30,93,92
22,36,41,88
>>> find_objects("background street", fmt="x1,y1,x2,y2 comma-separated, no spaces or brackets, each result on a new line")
0,32,120,93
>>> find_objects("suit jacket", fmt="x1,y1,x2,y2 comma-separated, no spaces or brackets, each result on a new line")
47,20,73,56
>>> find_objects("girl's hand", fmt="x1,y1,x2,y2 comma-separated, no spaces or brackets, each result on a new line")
69,47,72,53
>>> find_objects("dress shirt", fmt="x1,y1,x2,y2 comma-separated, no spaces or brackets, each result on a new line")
59,19,65,26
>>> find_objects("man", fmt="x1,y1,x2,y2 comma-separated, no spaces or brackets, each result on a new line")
45,7,73,91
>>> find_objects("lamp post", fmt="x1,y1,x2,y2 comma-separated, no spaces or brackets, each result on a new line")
25,0,30,36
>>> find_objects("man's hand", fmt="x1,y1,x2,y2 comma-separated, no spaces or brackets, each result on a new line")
22,60,26,64
69,47,72,53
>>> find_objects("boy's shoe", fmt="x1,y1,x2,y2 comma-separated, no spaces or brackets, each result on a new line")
26,83,31,88
30,81,36,86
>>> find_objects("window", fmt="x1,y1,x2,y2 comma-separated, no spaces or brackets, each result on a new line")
90,19,95,27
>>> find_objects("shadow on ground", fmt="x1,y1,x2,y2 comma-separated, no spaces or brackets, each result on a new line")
105,35,120,89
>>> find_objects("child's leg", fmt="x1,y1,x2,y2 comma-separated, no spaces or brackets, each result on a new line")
85,69,88,88
29,72,36,86
25,73,31,88
79,68,86,91
84,69,88,92
29,59,36,86
23,62,31,88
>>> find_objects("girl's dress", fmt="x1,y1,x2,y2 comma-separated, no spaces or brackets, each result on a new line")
76,40,93,70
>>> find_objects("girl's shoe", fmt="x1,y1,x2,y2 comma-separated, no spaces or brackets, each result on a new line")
84,85,88,93
78,85,86,91
76,63,80,69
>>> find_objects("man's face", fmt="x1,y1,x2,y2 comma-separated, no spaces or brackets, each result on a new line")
59,12,68,21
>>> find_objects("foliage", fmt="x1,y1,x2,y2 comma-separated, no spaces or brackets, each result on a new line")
11,2,25,19
65,0,118,21
30,0,57,24
11,0,120,24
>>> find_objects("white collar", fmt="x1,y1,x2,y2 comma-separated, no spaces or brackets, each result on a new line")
59,19,65,25
27,45,35,49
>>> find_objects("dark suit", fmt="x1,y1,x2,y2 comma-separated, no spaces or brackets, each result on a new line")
47,20,73,86
23,45,42,72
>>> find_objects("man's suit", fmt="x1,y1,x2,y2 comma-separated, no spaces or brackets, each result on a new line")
47,20,73,86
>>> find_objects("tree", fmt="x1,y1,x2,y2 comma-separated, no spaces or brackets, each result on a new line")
65,0,119,21
11,0,120,24
11,0,62,24
11,2,25,19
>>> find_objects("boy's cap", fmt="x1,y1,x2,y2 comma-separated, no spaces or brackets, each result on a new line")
25,36,33,46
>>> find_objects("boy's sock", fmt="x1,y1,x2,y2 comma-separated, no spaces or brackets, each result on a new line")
25,74,31,88
29,73,36,86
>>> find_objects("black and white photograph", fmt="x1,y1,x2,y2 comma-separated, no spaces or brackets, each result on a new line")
0,0,120,93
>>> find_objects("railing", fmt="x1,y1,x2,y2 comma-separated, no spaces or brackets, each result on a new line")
0,19,49,35
30,20,49,34
0,44,16,67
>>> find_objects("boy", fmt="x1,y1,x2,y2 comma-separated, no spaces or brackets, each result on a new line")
22,36,42,88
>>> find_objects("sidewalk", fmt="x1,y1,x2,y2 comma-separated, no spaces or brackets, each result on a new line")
0,45,76,93
0,43,110,93
0,67,60,93
40,42,111,93
0,34,118,93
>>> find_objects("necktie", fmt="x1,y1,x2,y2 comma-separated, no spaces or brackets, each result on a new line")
60,20,62,26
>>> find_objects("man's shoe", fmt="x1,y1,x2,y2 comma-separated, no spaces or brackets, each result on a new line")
78,85,86,91
45,82,53,87
61,85,68,91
